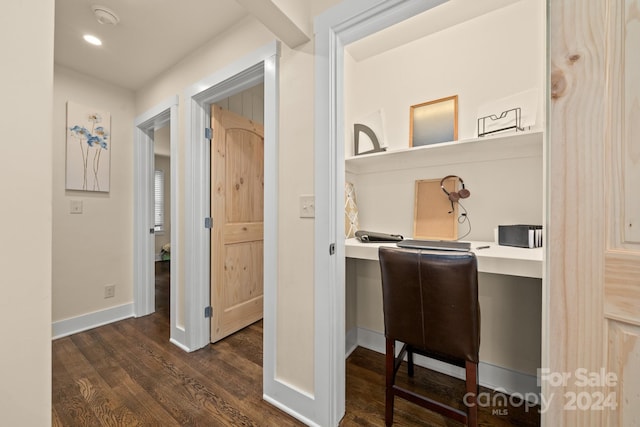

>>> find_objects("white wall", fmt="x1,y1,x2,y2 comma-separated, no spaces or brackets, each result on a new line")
0,1,54,424
343,0,544,377
135,16,318,393
344,0,544,241
52,66,136,322
137,17,273,333
274,41,317,390
154,123,171,156
345,0,544,155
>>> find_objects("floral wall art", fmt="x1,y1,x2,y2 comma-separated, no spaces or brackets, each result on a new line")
66,101,111,192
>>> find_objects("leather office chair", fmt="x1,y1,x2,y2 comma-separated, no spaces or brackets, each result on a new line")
378,247,480,426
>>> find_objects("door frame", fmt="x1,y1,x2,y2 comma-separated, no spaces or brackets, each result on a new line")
183,41,311,418
184,40,278,349
313,1,463,425
133,95,180,342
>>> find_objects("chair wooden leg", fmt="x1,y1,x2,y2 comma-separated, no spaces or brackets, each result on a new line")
385,338,395,426
407,346,414,377
465,361,478,427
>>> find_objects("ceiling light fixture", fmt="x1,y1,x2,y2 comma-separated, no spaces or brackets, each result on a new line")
92,5,120,25
83,34,103,46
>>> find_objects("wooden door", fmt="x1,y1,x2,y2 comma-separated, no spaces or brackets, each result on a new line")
548,0,640,424
210,105,264,343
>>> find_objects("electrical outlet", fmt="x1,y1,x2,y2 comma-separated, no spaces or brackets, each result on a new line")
104,284,115,299
299,195,315,218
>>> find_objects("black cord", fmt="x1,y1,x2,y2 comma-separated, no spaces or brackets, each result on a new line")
456,201,471,240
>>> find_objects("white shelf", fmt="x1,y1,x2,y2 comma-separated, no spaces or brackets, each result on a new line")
345,130,543,175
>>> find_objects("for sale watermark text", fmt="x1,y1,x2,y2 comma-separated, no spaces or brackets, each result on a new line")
462,368,618,415
537,368,618,412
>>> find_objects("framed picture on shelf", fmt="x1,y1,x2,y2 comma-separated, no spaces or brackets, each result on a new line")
409,95,458,147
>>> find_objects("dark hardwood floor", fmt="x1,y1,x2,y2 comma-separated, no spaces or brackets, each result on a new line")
52,262,540,426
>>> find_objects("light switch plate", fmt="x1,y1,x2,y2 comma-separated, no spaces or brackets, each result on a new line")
299,195,315,218
70,200,83,214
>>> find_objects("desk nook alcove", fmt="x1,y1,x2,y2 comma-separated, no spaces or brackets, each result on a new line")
341,0,545,409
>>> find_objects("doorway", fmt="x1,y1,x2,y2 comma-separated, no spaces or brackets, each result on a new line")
314,1,470,425
133,95,179,343
154,123,171,324
182,41,291,414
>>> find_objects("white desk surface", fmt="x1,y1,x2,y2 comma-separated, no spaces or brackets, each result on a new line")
345,238,543,279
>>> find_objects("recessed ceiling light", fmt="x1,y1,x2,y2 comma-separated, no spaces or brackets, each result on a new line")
83,34,102,46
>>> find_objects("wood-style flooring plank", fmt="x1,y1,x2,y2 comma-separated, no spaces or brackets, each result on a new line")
342,346,541,427
70,330,180,426
84,324,241,426
53,263,539,427
109,320,275,424
52,338,104,426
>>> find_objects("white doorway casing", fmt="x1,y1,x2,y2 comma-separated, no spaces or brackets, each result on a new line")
314,1,450,425
183,40,278,350
133,95,181,344
182,40,321,424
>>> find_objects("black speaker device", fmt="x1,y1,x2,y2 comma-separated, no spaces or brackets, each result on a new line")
498,225,542,248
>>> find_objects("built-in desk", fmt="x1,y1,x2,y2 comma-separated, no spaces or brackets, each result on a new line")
345,238,543,279
345,237,543,398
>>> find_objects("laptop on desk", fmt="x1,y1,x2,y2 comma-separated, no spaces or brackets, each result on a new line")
396,239,471,252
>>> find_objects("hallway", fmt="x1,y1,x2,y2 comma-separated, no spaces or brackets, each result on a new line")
52,263,301,426
52,263,539,426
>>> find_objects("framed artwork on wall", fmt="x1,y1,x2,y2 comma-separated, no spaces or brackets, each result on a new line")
66,101,111,192
409,95,458,147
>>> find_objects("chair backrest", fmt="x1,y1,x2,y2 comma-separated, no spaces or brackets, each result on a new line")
379,247,480,364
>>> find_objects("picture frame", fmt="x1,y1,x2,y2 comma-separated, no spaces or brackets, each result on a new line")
66,101,111,192
409,95,458,147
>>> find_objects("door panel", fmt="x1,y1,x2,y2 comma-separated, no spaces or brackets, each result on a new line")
548,1,606,423
606,321,640,426
605,253,640,324
210,105,264,343
223,242,263,307
604,1,640,424
549,0,640,424
623,0,640,244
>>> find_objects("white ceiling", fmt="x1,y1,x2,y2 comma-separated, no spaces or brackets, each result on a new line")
346,0,521,61
54,0,249,90
54,0,522,91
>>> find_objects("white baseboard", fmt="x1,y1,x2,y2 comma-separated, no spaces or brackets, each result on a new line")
263,377,320,427
169,337,190,352
52,303,135,340
263,394,320,427
346,327,358,357
353,327,540,402
170,326,189,352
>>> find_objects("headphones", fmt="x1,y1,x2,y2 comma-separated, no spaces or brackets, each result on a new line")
440,175,471,213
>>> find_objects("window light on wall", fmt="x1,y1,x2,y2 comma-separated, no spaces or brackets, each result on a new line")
154,170,165,233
